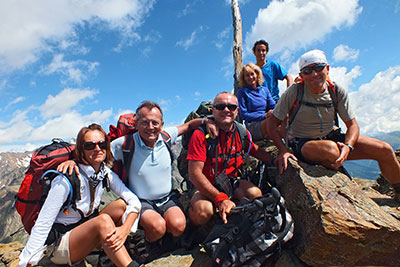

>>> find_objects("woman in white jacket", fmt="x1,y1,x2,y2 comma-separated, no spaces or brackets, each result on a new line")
19,123,141,267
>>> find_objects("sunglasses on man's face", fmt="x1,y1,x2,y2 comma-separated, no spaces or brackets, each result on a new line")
301,63,327,75
83,141,107,150
214,103,238,111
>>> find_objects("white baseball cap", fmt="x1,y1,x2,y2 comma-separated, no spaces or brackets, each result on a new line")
299,49,328,70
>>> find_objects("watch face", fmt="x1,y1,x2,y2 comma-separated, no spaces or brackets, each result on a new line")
346,144,354,152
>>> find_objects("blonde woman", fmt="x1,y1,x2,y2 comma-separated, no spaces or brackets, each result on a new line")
237,63,276,141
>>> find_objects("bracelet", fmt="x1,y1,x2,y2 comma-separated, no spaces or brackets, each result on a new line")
201,116,207,125
345,143,354,153
213,192,229,206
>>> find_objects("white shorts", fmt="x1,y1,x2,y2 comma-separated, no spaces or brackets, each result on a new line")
49,230,72,265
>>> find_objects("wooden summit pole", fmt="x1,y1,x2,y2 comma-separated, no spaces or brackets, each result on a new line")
231,0,243,95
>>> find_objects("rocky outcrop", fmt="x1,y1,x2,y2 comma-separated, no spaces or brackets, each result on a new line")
0,242,24,267
277,158,400,266
2,149,400,266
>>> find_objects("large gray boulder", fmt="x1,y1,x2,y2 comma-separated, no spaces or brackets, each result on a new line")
277,159,400,266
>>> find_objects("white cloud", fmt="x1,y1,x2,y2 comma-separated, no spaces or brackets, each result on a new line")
222,54,234,79
0,87,113,148
176,26,205,51
0,79,7,91
176,32,197,51
158,99,170,112
0,143,38,153
333,44,360,62
28,109,112,142
40,54,99,84
0,111,33,144
245,0,362,57
349,66,400,135
5,96,25,110
0,0,155,73
39,88,98,119
329,65,362,90
215,26,231,49
178,3,194,18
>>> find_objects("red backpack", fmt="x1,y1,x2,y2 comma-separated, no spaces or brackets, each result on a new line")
108,113,137,142
14,139,80,234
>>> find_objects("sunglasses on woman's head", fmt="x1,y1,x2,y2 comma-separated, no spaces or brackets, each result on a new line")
214,103,238,111
83,141,107,150
301,63,327,75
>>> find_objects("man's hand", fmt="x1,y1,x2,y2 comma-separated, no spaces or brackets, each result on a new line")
218,199,236,224
274,151,297,174
57,160,79,175
205,118,218,139
332,142,350,169
264,109,273,119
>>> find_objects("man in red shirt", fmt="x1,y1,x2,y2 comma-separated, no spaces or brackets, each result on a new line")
187,91,273,225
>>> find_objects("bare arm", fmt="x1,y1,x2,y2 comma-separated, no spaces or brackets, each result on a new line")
267,114,297,173
189,160,220,200
188,160,235,224
285,74,294,88
333,119,359,167
251,143,273,163
176,117,218,138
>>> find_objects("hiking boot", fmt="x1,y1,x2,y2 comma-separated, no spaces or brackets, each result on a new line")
136,239,164,264
161,233,181,252
394,192,400,202
392,183,400,202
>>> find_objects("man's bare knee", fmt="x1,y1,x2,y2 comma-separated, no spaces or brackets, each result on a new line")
189,204,213,226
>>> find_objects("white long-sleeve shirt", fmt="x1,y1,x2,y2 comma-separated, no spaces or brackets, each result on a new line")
18,164,141,267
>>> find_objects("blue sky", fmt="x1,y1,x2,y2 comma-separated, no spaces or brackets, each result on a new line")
0,0,400,152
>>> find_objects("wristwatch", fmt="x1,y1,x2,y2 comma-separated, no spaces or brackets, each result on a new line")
345,143,354,153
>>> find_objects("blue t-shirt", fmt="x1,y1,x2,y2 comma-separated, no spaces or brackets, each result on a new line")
261,60,288,102
237,85,276,123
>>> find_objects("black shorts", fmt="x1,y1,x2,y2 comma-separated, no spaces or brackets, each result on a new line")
140,190,182,216
289,128,345,164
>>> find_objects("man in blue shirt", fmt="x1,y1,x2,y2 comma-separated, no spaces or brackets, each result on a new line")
111,101,216,244
253,40,293,102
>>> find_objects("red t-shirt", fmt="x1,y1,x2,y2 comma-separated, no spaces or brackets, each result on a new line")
187,126,257,184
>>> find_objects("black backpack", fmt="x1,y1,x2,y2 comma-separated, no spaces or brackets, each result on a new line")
202,187,294,267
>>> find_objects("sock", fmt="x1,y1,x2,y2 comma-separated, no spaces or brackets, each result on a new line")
127,261,140,267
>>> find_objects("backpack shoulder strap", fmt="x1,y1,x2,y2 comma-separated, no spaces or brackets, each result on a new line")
327,82,339,127
41,170,81,215
233,121,252,160
160,131,174,163
288,82,304,127
121,133,135,187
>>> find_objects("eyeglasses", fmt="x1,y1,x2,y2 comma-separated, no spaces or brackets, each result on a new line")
83,141,107,150
213,103,238,111
138,119,162,127
301,63,327,75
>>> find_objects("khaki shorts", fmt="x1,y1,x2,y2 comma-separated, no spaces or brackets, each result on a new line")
48,230,72,265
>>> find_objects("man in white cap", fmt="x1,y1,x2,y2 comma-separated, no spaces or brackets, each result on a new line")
267,49,400,201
